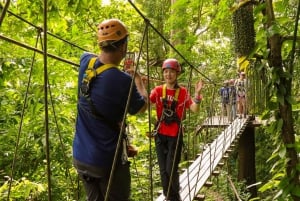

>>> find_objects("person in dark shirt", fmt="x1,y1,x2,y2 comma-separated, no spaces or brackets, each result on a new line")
229,78,237,121
220,80,230,122
73,19,147,201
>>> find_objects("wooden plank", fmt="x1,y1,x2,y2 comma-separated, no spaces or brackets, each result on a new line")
155,117,249,201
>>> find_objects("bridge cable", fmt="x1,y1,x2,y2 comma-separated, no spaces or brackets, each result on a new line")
127,0,214,85
103,17,151,201
6,28,42,201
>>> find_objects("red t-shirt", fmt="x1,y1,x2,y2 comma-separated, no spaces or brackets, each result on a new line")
150,85,193,137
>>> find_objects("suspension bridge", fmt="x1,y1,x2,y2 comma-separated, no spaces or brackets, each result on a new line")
0,1,265,200
156,116,253,201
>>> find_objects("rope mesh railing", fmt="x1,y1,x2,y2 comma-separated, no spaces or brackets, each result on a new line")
0,1,263,201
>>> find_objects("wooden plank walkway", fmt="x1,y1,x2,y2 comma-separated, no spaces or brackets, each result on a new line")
155,117,250,201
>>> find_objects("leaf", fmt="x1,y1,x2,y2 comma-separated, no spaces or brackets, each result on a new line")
292,185,300,196
278,146,286,158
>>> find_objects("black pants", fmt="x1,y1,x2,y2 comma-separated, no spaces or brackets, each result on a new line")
155,133,183,201
77,162,131,201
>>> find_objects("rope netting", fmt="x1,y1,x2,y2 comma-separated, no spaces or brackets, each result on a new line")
0,0,267,201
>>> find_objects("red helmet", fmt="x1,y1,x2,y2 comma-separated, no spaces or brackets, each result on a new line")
162,58,181,72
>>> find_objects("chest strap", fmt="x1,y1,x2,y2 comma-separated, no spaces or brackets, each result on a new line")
80,57,117,97
79,57,120,131
162,84,180,110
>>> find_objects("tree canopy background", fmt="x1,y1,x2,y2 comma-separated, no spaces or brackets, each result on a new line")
0,0,299,200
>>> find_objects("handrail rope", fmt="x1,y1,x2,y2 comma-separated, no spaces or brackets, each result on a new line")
211,128,220,175
193,85,219,199
187,77,210,200
0,0,10,26
210,83,224,174
187,87,207,199
189,96,212,200
185,82,206,199
43,1,52,199
2,7,88,52
131,154,146,195
124,120,146,197
181,70,195,201
185,106,192,201
104,19,150,201
0,34,79,68
0,6,87,69
6,29,41,201
186,85,213,200
127,0,214,85
47,75,76,191
144,21,155,201
194,85,217,196
192,140,207,200
211,83,225,175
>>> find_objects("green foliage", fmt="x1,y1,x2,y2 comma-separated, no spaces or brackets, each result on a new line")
0,0,299,200
0,178,45,200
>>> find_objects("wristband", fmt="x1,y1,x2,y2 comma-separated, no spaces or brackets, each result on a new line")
194,94,202,104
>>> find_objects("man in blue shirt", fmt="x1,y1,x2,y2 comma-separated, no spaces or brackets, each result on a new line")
73,19,147,201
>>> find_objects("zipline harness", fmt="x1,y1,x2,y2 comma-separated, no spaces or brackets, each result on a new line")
79,56,119,131
162,84,181,125
80,56,116,97
79,56,136,160
152,84,181,136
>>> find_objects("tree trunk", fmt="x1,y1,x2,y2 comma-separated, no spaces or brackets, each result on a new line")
265,0,300,200
238,126,257,198
232,2,257,199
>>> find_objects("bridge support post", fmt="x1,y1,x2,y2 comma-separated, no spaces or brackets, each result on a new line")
237,126,257,199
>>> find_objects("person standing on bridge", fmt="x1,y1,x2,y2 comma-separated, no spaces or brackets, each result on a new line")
229,78,237,121
149,58,204,201
235,71,247,118
219,80,230,122
73,19,148,201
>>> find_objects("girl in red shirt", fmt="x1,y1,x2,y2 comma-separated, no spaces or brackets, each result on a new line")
149,58,203,201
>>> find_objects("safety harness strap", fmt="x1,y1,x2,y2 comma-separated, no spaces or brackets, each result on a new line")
162,84,180,110
80,56,120,131
85,57,117,82
162,84,181,125
80,57,117,97
162,84,180,102
152,85,181,136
